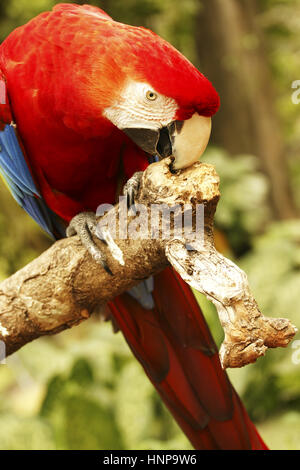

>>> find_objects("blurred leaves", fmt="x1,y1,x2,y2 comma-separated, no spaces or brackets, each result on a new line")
204,148,271,234
0,185,51,279
233,221,300,424
241,220,300,322
203,148,271,256
257,412,300,450
40,359,124,450
0,414,54,450
258,0,300,208
0,321,191,450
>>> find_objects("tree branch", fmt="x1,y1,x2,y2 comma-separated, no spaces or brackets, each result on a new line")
0,159,296,366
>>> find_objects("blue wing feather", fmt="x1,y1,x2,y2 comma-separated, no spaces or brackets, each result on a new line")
0,125,39,195
0,123,65,239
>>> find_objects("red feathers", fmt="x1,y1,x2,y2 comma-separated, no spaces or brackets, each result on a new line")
0,3,219,221
0,4,267,450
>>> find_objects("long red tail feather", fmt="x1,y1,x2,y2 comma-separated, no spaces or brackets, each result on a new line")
108,267,268,450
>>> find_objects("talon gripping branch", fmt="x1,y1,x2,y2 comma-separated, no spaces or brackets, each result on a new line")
0,3,267,450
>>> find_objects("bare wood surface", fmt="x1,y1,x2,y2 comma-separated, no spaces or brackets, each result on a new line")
0,158,296,366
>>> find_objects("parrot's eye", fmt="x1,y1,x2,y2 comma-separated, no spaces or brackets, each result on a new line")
146,90,158,101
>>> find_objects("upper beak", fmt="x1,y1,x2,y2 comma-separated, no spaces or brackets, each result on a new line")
123,113,212,170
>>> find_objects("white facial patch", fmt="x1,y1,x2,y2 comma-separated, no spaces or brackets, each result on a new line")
103,81,178,131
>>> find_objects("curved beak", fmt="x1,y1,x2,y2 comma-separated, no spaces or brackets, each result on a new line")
123,113,211,170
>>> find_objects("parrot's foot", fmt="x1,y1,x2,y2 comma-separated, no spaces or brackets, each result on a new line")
123,171,143,209
66,212,112,274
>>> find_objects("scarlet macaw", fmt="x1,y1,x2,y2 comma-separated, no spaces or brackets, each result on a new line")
0,4,267,449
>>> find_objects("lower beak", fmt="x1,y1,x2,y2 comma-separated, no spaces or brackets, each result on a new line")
123,113,211,170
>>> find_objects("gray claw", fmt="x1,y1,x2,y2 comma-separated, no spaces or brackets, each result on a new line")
66,212,112,273
123,171,143,210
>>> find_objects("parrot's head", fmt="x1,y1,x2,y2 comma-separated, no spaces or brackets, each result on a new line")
100,23,220,170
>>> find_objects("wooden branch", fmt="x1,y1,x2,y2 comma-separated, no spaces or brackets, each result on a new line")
0,158,296,366
166,239,297,368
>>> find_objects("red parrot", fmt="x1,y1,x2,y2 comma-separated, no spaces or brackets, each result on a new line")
0,3,267,449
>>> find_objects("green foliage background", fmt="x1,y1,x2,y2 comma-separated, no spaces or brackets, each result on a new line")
0,0,300,450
